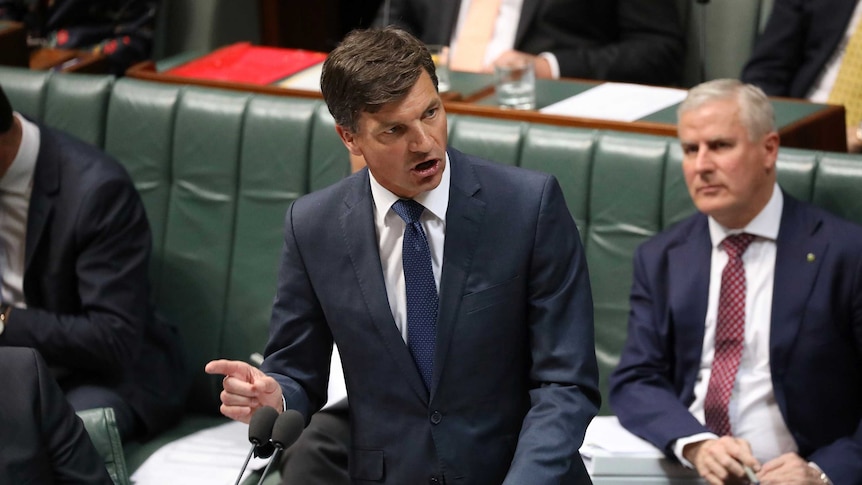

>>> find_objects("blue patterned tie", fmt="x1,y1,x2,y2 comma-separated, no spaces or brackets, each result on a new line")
392,199,438,391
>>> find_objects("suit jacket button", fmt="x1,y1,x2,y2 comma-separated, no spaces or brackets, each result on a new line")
430,410,442,424
430,477,440,484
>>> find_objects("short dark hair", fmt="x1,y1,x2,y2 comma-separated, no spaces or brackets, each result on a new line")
320,26,438,133
0,85,12,134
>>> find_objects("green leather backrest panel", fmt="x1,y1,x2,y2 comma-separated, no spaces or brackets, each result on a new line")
309,103,352,191
105,80,182,299
588,133,669,411
160,88,248,412
222,95,320,365
520,124,595,237
775,148,818,201
0,66,51,118
44,73,114,148
814,154,862,224
0,67,113,147
449,116,525,166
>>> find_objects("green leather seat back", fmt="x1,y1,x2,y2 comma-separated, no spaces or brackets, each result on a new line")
815,153,862,223
449,116,525,166
160,88,249,412
77,408,131,485
588,133,670,411
0,67,113,147
43,73,114,148
309,103,352,191
521,125,596,236
0,66,51,118
222,95,320,365
105,79,182,297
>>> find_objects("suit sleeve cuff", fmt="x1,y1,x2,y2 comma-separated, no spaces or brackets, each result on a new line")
539,52,560,79
673,432,719,468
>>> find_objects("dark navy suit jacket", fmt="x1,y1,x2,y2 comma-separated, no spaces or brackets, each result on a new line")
0,347,112,484
374,0,684,85
610,193,862,484
0,123,186,438
261,148,600,484
741,0,860,97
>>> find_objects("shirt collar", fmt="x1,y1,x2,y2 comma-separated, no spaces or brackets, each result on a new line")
0,113,39,195
369,152,451,226
708,182,783,247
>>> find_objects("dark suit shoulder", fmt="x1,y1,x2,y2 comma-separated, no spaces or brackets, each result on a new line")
42,126,131,181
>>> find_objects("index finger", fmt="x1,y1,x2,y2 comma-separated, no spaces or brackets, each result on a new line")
205,359,252,379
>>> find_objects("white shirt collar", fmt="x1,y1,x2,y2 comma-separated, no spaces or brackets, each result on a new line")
0,113,39,195
708,182,783,247
369,152,451,226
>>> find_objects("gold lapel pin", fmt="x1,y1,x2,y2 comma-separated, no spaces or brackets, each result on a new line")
806,253,815,262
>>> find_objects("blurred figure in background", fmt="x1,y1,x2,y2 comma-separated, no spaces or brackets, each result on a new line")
741,0,862,152
0,0,159,74
373,0,684,85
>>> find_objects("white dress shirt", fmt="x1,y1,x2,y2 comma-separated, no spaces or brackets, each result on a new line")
0,113,39,307
675,184,798,466
369,154,450,341
449,0,561,78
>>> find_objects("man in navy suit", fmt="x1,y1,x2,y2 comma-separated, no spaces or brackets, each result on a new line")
0,347,113,484
610,79,862,484
207,26,599,484
0,84,186,441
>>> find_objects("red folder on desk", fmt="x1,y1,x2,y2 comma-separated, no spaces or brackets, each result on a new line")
165,42,328,85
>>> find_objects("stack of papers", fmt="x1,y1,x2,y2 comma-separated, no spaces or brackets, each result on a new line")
540,83,688,122
580,417,704,483
131,421,269,485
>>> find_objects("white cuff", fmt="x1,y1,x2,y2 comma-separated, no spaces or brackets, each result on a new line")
808,462,833,485
673,432,719,468
539,52,560,79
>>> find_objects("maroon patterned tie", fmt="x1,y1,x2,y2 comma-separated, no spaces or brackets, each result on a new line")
704,233,756,436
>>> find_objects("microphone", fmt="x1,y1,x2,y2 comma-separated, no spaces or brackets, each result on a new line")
256,409,305,485
234,406,279,485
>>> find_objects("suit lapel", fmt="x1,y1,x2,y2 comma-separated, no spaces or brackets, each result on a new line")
339,170,429,402
515,0,542,47
432,150,484,398
667,216,711,392
769,196,825,374
25,127,59,276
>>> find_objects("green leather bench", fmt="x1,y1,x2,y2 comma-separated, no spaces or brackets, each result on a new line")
3,66,861,481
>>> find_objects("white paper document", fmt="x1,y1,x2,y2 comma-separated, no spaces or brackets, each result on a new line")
540,82,687,122
580,416,703,481
131,420,270,485
277,63,323,92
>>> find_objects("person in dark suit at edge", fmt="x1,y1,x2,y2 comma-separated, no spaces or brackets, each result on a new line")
0,346,113,484
373,0,685,85
741,0,862,152
610,79,862,484
0,83,187,442
207,26,600,485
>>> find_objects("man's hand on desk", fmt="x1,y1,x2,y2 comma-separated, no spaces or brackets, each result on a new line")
757,453,830,485
683,436,760,485
491,50,553,79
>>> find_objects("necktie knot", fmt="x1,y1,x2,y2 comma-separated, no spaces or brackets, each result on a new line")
392,199,425,225
721,233,755,260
